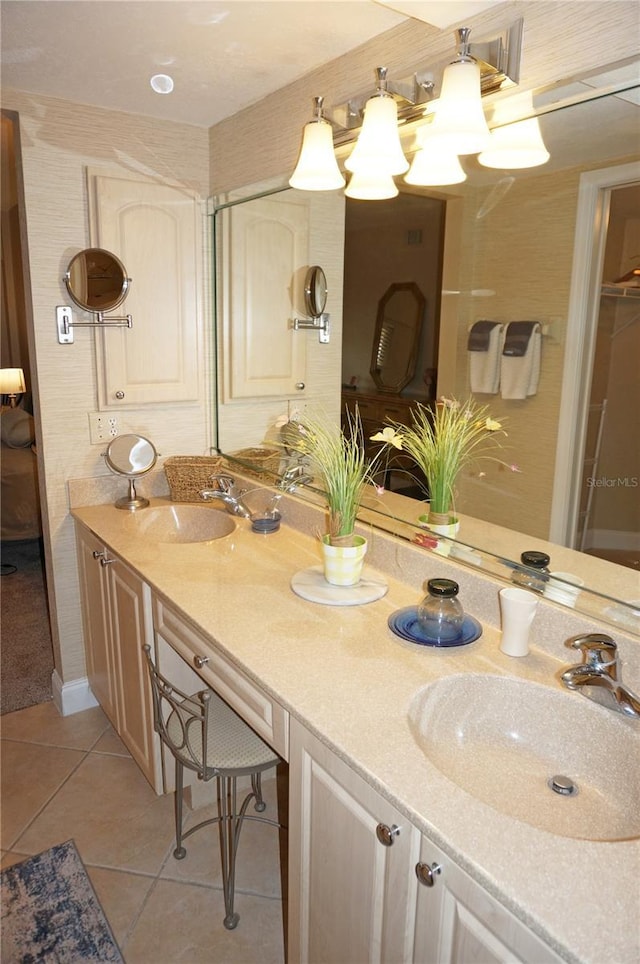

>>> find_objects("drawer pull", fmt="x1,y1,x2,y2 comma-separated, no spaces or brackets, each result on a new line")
376,822,401,846
99,557,115,567
92,550,104,560
193,654,210,669
415,862,442,887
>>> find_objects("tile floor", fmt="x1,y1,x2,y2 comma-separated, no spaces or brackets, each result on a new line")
1,700,286,963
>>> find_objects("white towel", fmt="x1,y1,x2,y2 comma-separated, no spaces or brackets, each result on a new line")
468,321,504,394
500,322,541,399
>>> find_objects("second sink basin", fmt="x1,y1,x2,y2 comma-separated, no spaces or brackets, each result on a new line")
408,674,640,841
135,504,236,543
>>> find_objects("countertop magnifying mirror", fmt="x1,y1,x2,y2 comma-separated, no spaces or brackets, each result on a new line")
104,434,157,510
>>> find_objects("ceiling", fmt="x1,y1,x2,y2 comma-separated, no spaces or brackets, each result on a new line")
0,0,504,128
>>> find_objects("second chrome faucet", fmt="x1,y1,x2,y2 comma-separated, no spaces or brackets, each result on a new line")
561,633,640,718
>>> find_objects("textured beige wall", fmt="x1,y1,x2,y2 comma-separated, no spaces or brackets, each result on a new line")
2,89,210,683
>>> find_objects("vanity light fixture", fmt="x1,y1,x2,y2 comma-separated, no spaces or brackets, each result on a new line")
289,97,345,191
288,21,532,198
405,125,467,186
0,367,26,407
478,93,550,169
345,168,399,200
427,28,491,155
344,68,409,178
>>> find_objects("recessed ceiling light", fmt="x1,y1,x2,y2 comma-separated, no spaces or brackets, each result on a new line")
150,74,174,95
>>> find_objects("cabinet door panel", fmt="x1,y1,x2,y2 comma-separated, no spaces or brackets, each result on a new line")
414,836,562,964
108,561,159,789
90,171,200,406
289,721,418,964
221,194,309,399
75,528,119,727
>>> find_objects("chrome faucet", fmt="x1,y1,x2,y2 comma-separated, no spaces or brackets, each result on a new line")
279,464,314,492
200,475,252,518
561,634,640,718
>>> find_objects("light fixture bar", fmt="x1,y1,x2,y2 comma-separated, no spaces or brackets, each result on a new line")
330,18,523,146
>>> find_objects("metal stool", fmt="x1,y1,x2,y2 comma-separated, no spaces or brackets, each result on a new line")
143,645,281,929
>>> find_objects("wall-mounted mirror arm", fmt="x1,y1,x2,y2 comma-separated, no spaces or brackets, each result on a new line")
56,306,133,344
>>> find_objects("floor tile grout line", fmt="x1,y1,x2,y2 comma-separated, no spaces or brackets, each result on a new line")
7,744,94,852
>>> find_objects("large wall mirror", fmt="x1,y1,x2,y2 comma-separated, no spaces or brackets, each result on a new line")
213,58,640,633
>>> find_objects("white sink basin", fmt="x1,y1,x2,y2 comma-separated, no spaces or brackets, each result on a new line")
135,504,235,543
408,674,640,841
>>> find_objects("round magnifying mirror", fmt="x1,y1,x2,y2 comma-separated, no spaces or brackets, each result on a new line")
304,265,328,318
64,247,130,313
104,434,157,510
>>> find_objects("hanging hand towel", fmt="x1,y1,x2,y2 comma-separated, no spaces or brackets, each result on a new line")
467,321,504,394
500,321,542,399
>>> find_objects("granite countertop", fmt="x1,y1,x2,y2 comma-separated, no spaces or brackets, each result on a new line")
71,495,640,964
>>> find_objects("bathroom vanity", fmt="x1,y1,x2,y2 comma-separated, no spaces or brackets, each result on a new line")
71,491,639,964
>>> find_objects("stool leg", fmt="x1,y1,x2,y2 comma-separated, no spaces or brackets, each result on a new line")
173,760,186,860
218,775,240,930
252,771,267,812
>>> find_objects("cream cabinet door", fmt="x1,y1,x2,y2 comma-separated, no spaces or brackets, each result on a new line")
413,834,563,964
221,194,309,400
75,526,119,728
89,170,201,407
289,720,419,964
75,524,163,793
107,558,161,791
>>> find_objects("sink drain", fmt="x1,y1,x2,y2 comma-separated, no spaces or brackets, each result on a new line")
548,774,578,796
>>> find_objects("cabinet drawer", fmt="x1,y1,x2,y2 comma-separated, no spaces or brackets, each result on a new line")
153,597,289,761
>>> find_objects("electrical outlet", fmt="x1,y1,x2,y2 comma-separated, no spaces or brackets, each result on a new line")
88,412,119,445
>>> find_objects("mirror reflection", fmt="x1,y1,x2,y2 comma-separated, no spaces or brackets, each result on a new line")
370,282,426,394
64,247,130,313
213,64,640,630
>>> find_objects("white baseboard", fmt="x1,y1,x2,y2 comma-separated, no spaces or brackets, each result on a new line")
51,671,99,717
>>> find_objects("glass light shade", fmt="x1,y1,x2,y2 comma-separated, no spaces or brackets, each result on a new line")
405,126,467,186
289,119,345,191
345,95,409,175
345,169,398,200
478,117,550,169
0,367,26,394
429,59,490,155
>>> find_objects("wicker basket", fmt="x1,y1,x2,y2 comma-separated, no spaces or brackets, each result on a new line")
228,446,281,480
163,455,227,503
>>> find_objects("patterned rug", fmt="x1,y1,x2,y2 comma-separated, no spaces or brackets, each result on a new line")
1,839,124,963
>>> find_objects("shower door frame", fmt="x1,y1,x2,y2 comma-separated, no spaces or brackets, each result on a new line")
550,160,640,548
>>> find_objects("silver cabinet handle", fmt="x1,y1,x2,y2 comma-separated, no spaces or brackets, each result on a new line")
92,550,104,560
295,382,305,390
115,391,125,399
415,862,442,887
99,556,115,567
193,655,210,669
376,823,400,846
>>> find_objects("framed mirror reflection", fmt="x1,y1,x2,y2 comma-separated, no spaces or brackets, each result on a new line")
212,59,640,632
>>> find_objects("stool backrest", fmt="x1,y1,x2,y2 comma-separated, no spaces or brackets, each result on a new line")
143,644,211,777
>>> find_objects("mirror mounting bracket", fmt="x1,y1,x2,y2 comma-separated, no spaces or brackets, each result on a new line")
56,305,133,344
292,312,330,344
